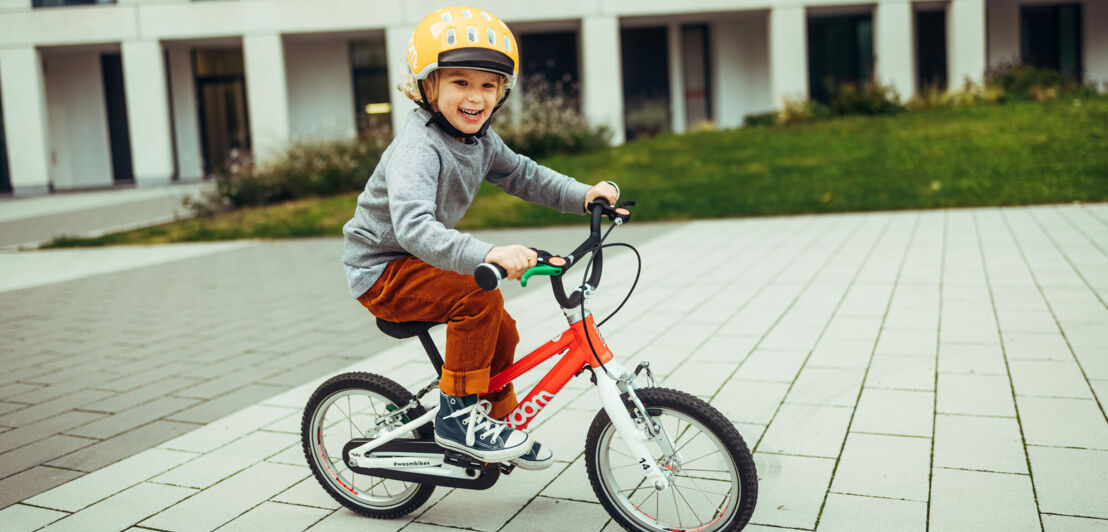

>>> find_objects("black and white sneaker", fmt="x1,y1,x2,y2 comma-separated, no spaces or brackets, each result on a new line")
510,442,554,470
434,392,532,462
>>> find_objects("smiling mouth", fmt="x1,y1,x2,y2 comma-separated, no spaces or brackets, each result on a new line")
459,108,484,121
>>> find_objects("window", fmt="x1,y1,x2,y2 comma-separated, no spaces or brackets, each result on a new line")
33,0,115,7
350,37,392,136
916,8,948,91
193,49,250,176
807,14,874,103
1021,4,1082,81
621,26,670,140
519,31,581,106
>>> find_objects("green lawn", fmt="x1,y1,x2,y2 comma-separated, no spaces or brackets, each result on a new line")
44,96,1108,248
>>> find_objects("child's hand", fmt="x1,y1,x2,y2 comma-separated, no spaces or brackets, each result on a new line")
584,181,619,210
485,245,538,281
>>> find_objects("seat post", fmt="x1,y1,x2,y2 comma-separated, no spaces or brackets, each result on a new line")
417,332,444,377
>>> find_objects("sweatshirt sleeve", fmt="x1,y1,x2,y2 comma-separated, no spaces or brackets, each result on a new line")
385,141,495,274
484,131,592,214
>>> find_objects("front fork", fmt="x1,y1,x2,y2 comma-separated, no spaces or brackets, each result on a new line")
593,360,674,491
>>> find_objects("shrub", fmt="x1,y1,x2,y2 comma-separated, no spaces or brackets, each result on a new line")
493,76,611,159
826,80,904,116
984,63,1094,102
742,111,777,127
190,132,389,213
624,96,670,140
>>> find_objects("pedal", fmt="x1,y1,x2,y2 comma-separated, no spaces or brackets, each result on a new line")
442,450,488,469
499,462,516,475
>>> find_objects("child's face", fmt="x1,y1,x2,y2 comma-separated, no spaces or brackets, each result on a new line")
434,68,501,136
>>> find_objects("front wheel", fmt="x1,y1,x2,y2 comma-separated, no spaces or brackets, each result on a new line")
585,387,757,531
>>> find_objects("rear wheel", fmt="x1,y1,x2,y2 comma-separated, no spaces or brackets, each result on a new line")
585,388,757,531
301,372,435,518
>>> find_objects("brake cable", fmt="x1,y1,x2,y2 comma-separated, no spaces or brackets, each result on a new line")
577,221,643,379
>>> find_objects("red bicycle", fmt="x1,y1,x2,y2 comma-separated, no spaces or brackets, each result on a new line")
302,199,758,531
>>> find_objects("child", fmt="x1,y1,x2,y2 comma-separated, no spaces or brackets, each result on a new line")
341,6,618,470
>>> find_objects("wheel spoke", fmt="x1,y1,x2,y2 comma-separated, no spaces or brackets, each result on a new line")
672,481,706,526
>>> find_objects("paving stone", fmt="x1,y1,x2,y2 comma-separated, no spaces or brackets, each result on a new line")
1009,359,1095,398
1072,343,1108,380
816,493,926,532
806,339,874,368
500,497,611,532
0,504,67,531
821,316,883,343
851,388,933,437
1029,446,1108,519
687,335,759,364
866,355,935,391
996,310,1060,334
661,362,738,398
65,395,199,440
218,501,331,532
933,414,1027,474
0,383,46,401
529,407,593,464
0,434,94,479
27,447,197,512
874,328,937,357
539,459,592,501
96,362,199,393
11,371,122,404
166,384,285,425
1041,514,1108,531
305,509,413,531
140,461,309,531
758,404,852,458
418,458,562,531
0,466,84,509
936,373,1015,417
39,482,195,532
154,430,295,489
748,453,834,529
1016,396,1108,450
784,366,865,407
0,410,105,454
159,404,294,454
831,433,930,501
929,468,1040,532
937,343,1007,375
0,389,114,427
271,476,341,510
714,380,790,425
733,350,807,383
46,420,199,472
81,377,198,414
1003,333,1073,361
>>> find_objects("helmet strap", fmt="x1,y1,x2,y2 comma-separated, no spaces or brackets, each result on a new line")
417,79,510,142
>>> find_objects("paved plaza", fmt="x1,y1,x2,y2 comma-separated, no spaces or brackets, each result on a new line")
0,202,1106,531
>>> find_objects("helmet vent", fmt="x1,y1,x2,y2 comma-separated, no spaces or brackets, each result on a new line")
487,29,496,45
446,28,456,46
480,11,492,21
441,12,452,22
503,36,511,53
461,9,472,18
466,25,477,43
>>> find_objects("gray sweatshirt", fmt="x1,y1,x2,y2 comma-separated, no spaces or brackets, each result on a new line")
341,108,592,298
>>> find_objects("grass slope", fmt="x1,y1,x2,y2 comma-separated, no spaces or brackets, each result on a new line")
45,97,1108,247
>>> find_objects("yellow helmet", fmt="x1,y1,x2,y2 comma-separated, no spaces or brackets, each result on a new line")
407,6,519,89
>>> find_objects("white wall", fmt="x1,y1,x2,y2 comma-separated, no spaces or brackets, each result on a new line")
713,13,772,128
285,36,357,142
43,51,113,189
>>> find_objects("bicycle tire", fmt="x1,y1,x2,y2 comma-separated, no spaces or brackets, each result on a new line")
585,387,758,531
301,371,435,518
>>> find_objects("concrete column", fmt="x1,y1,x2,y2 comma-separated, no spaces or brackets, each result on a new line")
0,47,50,195
769,6,808,106
948,0,987,87
581,15,624,146
386,25,415,137
122,40,175,186
986,2,1020,70
168,46,204,181
875,1,915,100
667,23,686,134
243,33,291,165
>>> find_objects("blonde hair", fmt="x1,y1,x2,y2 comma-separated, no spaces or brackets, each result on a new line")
397,69,508,110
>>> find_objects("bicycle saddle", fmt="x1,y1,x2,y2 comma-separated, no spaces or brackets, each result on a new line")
376,318,442,339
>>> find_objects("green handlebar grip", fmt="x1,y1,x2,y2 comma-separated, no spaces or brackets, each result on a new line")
521,264,563,287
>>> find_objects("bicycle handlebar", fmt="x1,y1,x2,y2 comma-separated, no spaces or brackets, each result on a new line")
473,198,632,309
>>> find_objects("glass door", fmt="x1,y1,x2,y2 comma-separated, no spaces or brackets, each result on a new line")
193,49,250,176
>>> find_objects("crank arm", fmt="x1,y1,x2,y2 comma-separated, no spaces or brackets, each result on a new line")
348,406,437,460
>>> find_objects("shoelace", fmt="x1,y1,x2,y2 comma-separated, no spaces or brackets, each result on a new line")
446,402,510,446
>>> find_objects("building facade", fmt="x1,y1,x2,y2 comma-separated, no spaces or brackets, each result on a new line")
0,0,1105,196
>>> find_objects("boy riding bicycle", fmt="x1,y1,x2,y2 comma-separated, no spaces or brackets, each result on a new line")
341,5,618,470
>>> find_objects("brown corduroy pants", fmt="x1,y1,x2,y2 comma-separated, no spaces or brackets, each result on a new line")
357,257,519,419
